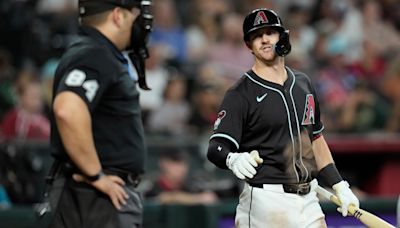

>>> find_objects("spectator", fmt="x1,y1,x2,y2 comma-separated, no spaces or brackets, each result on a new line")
349,39,387,86
0,184,11,209
1,76,49,141
361,0,400,58
147,74,191,136
338,80,390,132
284,4,317,72
150,0,187,62
312,0,363,62
208,13,253,81
145,148,218,205
188,82,222,136
314,43,357,132
381,56,400,132
139,45,169,123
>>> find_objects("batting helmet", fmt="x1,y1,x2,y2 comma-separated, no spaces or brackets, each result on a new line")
79,0,142,17
243,8,291,56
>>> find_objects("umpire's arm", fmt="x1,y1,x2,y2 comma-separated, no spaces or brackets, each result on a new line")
53,91,128,209
54,91,101,176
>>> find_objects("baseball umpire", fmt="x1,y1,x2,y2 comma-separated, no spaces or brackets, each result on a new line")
44,0,153,227
207,8,359,227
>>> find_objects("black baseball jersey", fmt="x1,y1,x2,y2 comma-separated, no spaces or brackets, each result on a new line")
51,26,146,174
209,67,324,184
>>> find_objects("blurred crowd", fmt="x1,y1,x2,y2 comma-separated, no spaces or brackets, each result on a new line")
0,0,400,140
0,0,399,205
1,0,400,141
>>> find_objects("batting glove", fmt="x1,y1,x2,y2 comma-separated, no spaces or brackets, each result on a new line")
226,151,263,180
333,180,360,216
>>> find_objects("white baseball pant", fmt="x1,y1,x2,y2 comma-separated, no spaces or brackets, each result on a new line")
235,179,327,228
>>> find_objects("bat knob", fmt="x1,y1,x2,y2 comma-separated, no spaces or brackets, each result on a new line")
250,150,263,165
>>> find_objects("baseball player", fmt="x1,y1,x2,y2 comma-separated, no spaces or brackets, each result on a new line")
207,8,359,228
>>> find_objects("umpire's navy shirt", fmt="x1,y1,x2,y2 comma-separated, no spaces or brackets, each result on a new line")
210,67,324,184
51,26,146,174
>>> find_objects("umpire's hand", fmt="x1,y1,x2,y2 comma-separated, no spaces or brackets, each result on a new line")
226,150,263,179
73,173,129,210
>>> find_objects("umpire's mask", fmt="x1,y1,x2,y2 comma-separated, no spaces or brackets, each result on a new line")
79,0,154,90
243,8,291,57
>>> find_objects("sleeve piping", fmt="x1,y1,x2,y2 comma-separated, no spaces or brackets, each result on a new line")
210,133,239,150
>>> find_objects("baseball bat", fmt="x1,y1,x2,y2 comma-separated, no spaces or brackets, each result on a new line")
250,150,263,164
316,186,395,228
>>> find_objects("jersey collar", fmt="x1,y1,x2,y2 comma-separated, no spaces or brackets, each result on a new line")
79,26,127,64
246,66,295,90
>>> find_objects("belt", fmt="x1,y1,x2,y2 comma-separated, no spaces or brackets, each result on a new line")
249,182,312,195
103,168,141,188
59,162,141,188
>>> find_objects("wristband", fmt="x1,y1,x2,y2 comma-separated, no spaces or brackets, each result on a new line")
85,170,105,182
317,163,343,187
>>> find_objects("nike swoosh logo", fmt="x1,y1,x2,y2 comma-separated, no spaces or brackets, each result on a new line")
256,93,268,102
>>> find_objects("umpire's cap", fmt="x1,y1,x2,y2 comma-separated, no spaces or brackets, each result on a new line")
243,8,286,42
79,0,142,17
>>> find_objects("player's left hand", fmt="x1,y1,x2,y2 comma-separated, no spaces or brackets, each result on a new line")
333,180,360,216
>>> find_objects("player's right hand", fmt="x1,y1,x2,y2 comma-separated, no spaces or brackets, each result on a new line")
226,150,263,180
73,173,129,210
333,180,360,217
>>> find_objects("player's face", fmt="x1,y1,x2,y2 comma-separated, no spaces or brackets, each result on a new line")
249,28,280,63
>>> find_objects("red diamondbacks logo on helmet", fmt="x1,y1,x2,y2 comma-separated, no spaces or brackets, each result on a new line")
253,11,268,26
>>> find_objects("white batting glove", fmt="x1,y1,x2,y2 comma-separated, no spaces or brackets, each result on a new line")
226,151,263,180
333,180,360,217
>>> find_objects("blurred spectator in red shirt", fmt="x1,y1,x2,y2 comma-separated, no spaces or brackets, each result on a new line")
145,148,218,205
1,75,49,141
349,40,387,86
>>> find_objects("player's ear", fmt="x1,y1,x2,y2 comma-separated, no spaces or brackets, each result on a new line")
245,41,254,55
111,7,123,28
245,41,250,49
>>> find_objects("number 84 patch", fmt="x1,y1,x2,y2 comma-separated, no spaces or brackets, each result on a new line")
65,69,99,102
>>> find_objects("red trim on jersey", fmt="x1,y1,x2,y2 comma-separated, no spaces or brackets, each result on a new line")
312,133,322,141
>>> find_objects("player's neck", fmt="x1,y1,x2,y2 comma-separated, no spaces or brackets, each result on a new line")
252,58,287,85
95,24,125,51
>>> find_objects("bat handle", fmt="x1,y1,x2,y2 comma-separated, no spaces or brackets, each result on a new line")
317,186,356,215
329,194,356,216
250,150,263,165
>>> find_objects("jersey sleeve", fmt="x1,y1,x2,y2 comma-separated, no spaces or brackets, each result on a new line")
210,89,248,150
55,51,114,111
310,81,324,137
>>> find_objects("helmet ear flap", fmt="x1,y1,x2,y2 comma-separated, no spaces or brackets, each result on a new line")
275,30,291,56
